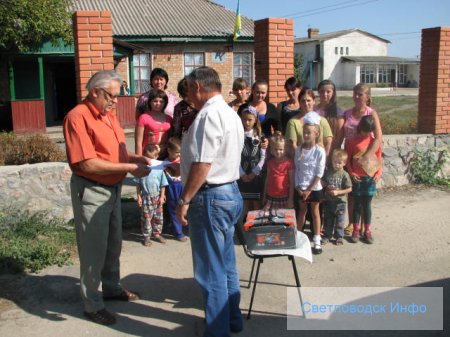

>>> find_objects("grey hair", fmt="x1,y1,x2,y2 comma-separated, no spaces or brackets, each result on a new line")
185,66,222,93
86,70,122,91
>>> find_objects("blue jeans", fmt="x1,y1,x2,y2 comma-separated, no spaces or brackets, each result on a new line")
323,201,346,239
187,182,243,337
166,180,185,239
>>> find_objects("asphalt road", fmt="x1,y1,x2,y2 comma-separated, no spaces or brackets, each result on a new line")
0,185,448,337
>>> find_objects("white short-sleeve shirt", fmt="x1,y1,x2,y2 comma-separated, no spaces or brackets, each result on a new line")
294,144,326,191
181,95,244,185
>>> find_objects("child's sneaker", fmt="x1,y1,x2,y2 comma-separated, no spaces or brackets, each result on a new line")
312,235,322,254
312,242,322,254
349,235,359,243
143,236,152,246
364,233,374,244
349,225,360,243
152,235,166,244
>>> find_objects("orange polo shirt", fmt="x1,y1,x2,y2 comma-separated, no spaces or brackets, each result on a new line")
64,99,129,185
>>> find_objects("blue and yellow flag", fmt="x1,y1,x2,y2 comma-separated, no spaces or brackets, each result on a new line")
233,0,241,41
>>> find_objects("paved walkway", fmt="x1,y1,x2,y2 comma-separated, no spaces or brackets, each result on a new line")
0,186,449,337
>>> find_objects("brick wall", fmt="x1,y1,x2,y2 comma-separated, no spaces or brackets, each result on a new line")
73,11,114,102
418,26,450,134
254,18,294,105
128,43,253,101
72,12,296,106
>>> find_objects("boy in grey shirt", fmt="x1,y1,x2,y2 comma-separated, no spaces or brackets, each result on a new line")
322,149,352,245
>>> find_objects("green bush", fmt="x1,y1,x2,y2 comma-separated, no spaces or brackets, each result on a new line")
410,148,450,186
0,132,66,165
0,209,76,274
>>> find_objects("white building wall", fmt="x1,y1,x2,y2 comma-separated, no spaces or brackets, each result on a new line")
296,31,389,89
407,64,420,87
322,32,387,89
340,62,359,90
294,42,318,87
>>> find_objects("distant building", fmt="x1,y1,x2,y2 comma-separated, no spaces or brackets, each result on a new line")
295,28,420,90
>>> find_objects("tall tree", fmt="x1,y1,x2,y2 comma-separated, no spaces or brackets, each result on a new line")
0,0,73,52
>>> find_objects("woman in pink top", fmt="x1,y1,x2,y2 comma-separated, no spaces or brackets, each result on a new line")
135,89,172,159
343,83,383,235
343,83,382,151
135,68,179,119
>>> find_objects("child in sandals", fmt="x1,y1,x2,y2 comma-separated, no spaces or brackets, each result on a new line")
136,144,168,246
322,149,352,245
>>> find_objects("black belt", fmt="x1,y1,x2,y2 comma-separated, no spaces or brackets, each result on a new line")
74,174,120,188
199,181,233,191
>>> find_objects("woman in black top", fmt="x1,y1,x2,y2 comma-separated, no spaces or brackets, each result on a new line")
237,80,281,137
277,77,302,134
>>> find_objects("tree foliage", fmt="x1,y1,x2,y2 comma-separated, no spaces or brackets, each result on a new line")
294,53,306,84
0,0,73,52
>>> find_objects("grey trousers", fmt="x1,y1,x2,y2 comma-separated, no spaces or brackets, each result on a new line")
70,174,123,312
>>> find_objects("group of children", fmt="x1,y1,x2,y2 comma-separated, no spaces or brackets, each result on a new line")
135,137,188,246
134,75,383,256
235,78,383,255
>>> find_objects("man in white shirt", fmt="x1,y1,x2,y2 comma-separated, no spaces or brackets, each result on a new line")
176,66,244,337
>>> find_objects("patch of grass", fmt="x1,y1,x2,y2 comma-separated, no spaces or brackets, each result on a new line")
0,132,66,166
0,209,76,274
336,96,354,111
371,96,417,112
336,95,418,134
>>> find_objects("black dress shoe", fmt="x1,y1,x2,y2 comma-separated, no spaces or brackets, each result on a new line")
103,289,140,301
84,308,116,325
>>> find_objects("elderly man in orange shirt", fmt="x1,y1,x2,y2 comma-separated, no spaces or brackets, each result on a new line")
64,70,151,326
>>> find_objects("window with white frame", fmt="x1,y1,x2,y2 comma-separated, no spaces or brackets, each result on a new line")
233,52,253,86
340,47,344,55
378,64,396,84
360,64,376,84
133,53,151,94
346,47,349,55
335,47,338,55
184,52,205,76
398,65,407,85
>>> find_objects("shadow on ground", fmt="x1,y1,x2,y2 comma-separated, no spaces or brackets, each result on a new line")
1,271,447,337
0,272,202,336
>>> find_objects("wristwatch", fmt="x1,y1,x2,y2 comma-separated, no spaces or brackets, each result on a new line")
177,198,190,206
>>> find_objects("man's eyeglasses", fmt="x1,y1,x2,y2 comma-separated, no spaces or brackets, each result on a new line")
100,88,119,101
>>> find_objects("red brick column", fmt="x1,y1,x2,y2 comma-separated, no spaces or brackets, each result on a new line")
73,11,114,102
418,26,450,134
254,18,294,105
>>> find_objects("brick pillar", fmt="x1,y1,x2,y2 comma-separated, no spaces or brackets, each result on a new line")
254,18,294,105
418,27,450,134
73,11,114,102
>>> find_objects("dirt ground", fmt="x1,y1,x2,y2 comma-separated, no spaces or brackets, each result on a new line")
0,185,449,337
